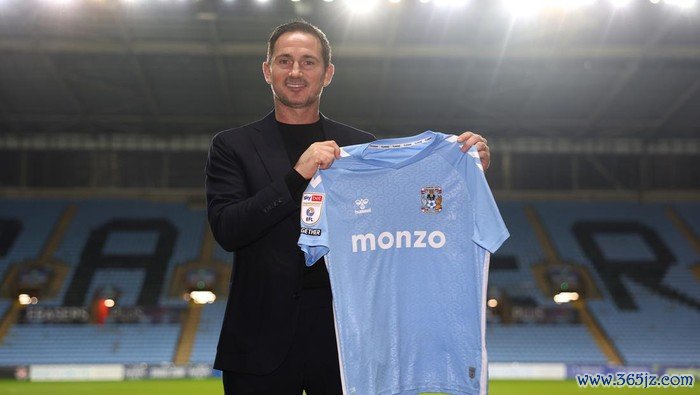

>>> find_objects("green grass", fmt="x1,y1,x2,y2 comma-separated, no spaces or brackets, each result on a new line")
0,379,697,395
0,378,222,395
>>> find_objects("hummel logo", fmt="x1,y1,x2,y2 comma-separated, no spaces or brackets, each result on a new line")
354,198,371,215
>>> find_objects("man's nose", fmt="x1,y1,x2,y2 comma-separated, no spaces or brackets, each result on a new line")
290,62,302,76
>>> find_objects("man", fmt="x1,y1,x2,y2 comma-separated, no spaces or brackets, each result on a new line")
205,20,490,394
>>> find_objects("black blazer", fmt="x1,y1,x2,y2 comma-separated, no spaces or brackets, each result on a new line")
205,111,375,374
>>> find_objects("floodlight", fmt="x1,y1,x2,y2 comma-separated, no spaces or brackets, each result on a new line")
18,294,31,305
190,291,217,304
553,291,580,304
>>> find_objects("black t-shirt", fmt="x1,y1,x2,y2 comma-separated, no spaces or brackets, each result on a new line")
277,120,330,289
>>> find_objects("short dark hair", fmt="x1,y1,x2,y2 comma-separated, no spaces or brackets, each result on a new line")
267,20,332,69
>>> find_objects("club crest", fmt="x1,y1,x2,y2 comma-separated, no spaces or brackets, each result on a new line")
421,186,442,213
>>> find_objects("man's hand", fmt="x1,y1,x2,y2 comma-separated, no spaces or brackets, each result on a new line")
294,140,341,180
456,131,490,171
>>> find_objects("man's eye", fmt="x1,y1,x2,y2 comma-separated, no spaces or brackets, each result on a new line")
279,59,290,65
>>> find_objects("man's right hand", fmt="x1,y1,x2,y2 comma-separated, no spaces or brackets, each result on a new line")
294,140,341,180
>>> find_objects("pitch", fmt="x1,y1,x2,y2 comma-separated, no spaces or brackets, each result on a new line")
0,379,697,395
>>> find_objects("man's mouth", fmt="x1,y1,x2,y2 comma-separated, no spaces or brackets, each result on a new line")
286,80,307,90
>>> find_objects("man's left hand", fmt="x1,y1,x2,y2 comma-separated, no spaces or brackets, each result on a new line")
456,131,490,171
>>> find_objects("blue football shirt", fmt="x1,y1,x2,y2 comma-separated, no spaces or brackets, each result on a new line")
298,131,509,395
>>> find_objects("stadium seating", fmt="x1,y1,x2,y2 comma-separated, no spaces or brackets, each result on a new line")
534,202,700,365
189,302,226,364
487,324,608,364
0,323,180,365
0,198,697,368
0,200,66,277
51,200,206,306
0,299,11,322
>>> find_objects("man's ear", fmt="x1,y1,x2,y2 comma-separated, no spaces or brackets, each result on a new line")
262,61,272,84
323,63,335,87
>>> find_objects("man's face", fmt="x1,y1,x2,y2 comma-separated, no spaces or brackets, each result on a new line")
263,31,334,110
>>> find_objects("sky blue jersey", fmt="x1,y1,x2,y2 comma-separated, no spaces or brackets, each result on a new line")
298,131,509,395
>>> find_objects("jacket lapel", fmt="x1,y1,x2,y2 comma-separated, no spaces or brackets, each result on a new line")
250,111,291,182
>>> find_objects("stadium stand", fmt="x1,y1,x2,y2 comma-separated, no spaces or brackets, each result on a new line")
0,198,697,368
0,200,66,278
0,300,11,324
487,324,608,364
534,202,700,365
0,323,180,365
189,302,226,364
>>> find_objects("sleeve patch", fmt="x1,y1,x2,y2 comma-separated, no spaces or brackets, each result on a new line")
301,193,325,225
300,227,322,236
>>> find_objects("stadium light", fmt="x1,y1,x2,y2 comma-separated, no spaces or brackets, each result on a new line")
18,294,31,305
664,0,696,8
553,291,580,304
18,294,38,305
190,291,216,304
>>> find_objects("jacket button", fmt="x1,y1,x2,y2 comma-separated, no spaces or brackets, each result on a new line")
292,292,300,300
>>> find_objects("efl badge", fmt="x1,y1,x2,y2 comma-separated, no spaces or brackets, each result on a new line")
421,186,442,213
301,193,324,225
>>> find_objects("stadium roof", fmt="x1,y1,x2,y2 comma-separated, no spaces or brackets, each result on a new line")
0,0,699,140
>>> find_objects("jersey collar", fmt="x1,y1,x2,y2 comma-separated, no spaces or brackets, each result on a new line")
353,131,440,169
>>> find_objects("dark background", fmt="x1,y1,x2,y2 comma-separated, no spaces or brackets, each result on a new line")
0,0,698,194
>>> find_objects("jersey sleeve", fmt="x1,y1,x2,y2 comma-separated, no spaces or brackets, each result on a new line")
297,171,330,266
465,146,510,253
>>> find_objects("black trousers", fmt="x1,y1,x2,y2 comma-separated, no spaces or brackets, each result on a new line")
222,288,343,395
